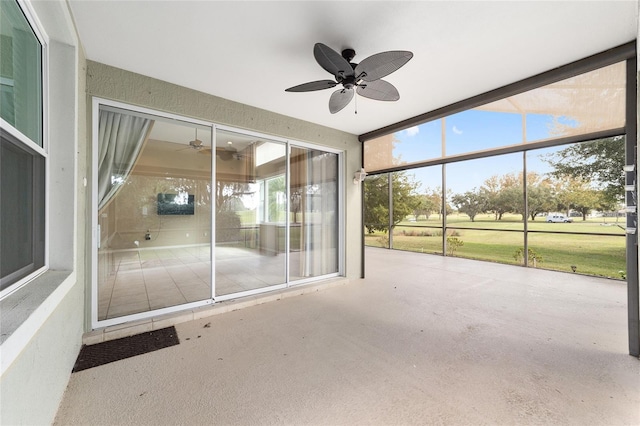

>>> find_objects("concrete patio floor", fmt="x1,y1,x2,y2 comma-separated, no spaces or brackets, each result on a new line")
54,247,639,425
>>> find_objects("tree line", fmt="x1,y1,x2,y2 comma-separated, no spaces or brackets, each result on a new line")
365,136,624,233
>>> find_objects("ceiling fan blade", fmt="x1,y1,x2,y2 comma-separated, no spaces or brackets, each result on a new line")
329,88,354,114
285,80,338,92
314,43,354,78
356,79,400,101
354,51,413,82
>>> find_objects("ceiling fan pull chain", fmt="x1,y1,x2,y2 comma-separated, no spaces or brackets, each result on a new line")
355,92,358,115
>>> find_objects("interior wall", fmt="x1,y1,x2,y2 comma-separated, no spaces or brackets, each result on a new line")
99,137,212,250
86,61,362,279
112,174,211,249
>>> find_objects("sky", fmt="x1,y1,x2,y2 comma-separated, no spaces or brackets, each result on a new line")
389,109,579,194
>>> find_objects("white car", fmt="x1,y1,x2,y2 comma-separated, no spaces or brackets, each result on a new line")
546,214,573,223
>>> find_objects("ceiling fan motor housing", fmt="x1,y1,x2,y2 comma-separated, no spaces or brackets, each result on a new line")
341,75,357,89
341,48,356,62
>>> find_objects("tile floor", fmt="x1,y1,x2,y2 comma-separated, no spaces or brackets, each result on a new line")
98,245,289,320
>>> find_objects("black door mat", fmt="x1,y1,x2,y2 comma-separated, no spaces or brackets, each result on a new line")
73,326,179,372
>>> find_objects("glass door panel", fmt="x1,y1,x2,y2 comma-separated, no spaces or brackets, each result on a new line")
215,130,286,296
289,147,339,280
97,106,212,321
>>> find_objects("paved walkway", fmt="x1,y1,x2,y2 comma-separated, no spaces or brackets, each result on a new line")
55,248,639,425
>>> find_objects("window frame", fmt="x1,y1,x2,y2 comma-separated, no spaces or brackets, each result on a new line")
0,0,49,300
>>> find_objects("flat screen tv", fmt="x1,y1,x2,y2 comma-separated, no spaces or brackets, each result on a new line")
157,193,195,215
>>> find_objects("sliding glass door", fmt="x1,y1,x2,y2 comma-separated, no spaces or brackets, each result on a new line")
213,131,341,297
96,105,213,322
214,129,287,296
94,102,342,326
289,147,339,281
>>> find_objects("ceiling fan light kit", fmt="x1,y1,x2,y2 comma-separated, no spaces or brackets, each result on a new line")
286,43,413,114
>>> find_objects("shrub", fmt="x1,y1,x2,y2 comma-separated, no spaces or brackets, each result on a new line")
399,229,437,237
377,235,390,248
435,229,461,237
446,237,464,256
513,247,544,267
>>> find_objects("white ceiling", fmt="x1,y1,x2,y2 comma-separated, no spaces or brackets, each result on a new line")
67,1,638,137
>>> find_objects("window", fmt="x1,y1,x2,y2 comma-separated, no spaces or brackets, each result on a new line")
363,50,631,280
364,61,626,172
0,0,43,145
0,0,46,294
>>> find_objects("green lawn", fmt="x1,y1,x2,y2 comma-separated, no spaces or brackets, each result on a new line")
402,213,625,234
365,214,626,279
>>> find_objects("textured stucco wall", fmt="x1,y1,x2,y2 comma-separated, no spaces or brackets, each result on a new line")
86,61,363,280
0,274,84,425
86,61,357,147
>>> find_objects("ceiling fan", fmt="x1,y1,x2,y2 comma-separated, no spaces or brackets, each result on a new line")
179,130,247,161
176,129,214,155
178,141,241,160
216,141,248,161
285,43,413,114
177,128,207,151
216,146,241,161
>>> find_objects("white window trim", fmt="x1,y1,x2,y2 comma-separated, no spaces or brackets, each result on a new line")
0,0,49,300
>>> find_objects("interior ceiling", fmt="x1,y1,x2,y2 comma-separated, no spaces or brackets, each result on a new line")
68,1,638,137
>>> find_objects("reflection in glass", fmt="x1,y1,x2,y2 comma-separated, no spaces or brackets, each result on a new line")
0,0,43,146
215,130,286,296
97,109,213,320
0,137,45,289
289,147,339,281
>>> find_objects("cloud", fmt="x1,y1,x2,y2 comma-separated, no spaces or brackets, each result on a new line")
452,126,463,135
404,126,420,136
